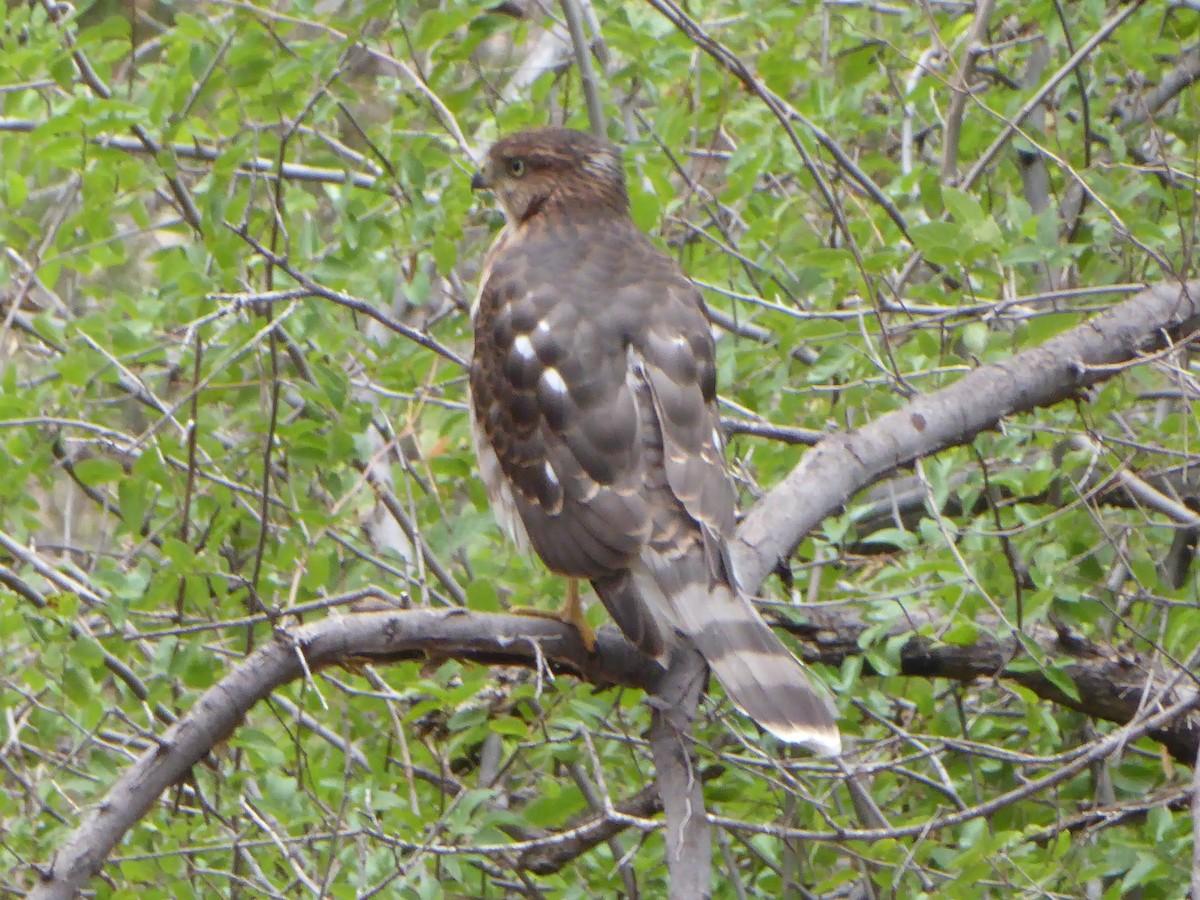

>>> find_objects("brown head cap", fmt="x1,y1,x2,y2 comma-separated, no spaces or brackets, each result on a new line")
471,128,629,224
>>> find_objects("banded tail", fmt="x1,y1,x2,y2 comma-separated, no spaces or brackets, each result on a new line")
603,564,842,756
679,581,841,755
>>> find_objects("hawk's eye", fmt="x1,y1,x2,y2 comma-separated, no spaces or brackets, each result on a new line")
508,158,526,178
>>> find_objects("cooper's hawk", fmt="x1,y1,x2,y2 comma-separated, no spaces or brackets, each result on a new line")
469,127,840,754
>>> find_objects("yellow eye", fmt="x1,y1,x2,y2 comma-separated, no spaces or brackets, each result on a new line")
508,158,526,177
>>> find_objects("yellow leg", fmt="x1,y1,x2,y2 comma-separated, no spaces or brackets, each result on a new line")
561,579,596,652
511,578,597,653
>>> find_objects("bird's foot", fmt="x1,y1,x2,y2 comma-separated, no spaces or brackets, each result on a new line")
509,578,596,653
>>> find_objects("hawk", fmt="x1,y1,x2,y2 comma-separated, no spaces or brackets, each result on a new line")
468,127,840,754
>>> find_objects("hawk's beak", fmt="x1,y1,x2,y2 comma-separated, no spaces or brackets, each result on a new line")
470,171,491,191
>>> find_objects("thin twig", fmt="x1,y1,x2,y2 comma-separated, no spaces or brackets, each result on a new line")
941,0,997,182
38,0,202,233
711,686,1200,844
958,1,1144,192
559,0,606,137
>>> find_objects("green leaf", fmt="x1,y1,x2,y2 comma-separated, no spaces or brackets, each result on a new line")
960,321,989,356
1042,663,1081,702
71,457,124,487
5,171,28,209
942,186,984,224
941,619,979,646
909,221,966,267
858,527,918,550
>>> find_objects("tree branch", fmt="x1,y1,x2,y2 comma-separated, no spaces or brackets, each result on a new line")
28,611,660,900
559,0,606,138
734,280,1200,588
940,0,997,182
1192,740,1200,899
710,687,1200,843
0,117,384,189
517,781,664,875
778,608,1200,765
648,645,713,900
30,280,1200,897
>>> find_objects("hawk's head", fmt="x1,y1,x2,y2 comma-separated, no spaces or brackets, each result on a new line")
471,128,629,224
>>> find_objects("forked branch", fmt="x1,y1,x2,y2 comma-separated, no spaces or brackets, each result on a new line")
29,280,1200,898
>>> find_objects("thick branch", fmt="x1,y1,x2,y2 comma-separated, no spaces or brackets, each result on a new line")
29,611,660,900
1117,41,1200,129
781,609,1200,765
1192,740,1200,899
648,645,713,900
734,280,1200,588
31,280,1200,897
518,783,662,875
516,766,722,875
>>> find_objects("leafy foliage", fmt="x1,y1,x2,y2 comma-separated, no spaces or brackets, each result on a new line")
1,0,1198,896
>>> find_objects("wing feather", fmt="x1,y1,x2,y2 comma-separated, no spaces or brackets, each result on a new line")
634,279,840,752
469,130,839,749
636,281,738,583
471,226,650,581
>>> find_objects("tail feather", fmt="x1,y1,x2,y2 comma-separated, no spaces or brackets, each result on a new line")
591,571,669,662
670,582,841,755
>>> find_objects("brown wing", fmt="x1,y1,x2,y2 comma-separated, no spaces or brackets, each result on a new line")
471,220,655,579
636,283,738,583
630,280,841,754
472,218,839,752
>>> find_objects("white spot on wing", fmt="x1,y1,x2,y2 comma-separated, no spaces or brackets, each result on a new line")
540,367,568,398
513,334,535,361
576,477,600,502
543,461,560,490
535,319,552,337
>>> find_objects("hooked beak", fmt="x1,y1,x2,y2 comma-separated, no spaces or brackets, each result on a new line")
470,171,491,191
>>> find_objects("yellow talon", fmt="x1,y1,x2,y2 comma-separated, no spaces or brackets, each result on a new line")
510,578,597,653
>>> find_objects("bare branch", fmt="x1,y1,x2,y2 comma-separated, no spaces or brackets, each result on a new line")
779,607,1200,765
37,0,202,233
517,782,669,875
28,610,661,900
29,280,1200,896
559,0,606,138
958,2,1143,192
940,0,997,182
1117,41,1200,129
1028,782,1191,844
644,0,912,244
1069,434,1200,528
1193,742,1200,899
735,280,1200,588
710,687,1200,843
648,646,712,900
0,117,385,188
